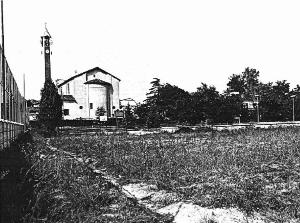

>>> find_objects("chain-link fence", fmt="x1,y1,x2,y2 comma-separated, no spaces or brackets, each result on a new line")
0,45,26,149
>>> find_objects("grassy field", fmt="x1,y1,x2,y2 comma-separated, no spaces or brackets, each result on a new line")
48,128,300,222
22,134,170,223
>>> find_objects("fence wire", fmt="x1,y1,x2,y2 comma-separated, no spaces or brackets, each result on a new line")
0,45,26,149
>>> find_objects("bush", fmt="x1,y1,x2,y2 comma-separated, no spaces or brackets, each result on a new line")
38,80,62,136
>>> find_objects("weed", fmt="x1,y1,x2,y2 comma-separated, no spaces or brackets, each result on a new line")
49,127,300,221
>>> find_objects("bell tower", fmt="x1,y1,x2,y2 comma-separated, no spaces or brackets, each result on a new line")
41,24,52,81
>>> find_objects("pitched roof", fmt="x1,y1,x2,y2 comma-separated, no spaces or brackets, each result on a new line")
57,67,120,88
84,79,112,86
61,95,77,103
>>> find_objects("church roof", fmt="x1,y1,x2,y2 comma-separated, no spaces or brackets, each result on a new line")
57,67,120,88
61,95,77,103
84,79,112,86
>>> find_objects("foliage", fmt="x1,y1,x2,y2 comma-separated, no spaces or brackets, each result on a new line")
133,67,299,126
241,67,260,99
226,67,260,99
144,78,164,128
191,83,221,124
224,68,299,122
226,74,244,95
38,79,62,136
26,99,39,107
124,104,136,129
134,103,149,126
145,78,162,106
218,93,243,123
139,78,194,127
258,80,292,121
224,67,260,122
160,84,193,124
95,106,106,119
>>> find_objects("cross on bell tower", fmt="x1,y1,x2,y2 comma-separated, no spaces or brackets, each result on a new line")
41,23,52,81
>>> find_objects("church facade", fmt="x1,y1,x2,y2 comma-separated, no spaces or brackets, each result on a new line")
57,67,120,120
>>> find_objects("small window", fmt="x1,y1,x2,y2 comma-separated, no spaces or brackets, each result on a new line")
93,75,96,77
63,109,69,116
79,106,83,109
90,103,93,109
66,83,70,94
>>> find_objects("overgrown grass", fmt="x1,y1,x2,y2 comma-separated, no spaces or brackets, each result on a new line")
1,131,171,222
25,133,169,222
0,132,35,223
50,128,300,221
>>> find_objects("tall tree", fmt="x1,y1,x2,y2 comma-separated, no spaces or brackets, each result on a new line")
159,83,192,124
141,79,193,126
39,79,62,136
124,104,136,129
192,83,221,124
241,67,260,99
135,103,149,127
226,67,260,100
145,78,162,106
226,74,245,95
225,67,261,122
292,85,300,121
259,81,291,121
144,78,164,128
218,93,244,123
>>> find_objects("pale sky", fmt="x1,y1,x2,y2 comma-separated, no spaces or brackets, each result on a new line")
2,0,300,102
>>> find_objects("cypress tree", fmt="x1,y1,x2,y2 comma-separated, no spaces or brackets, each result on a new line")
38,79,62,136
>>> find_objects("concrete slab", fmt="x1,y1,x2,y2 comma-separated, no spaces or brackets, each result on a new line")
123,183,265,223
158,202,265,223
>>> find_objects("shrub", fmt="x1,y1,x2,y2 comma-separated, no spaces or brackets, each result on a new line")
95,106,106,120
38,79,62,136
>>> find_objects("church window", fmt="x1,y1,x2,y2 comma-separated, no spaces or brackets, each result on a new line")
66,83,70,94
90,103,93,109
63,109,69,116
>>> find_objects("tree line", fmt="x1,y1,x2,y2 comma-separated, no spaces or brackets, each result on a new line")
124,67,300,128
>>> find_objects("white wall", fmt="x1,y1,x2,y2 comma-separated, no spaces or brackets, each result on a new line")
58,69,120,119
63,102,80,120
88,85,107,119
86,70,120,111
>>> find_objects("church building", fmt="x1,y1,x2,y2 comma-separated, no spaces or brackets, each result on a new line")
56,67,120,120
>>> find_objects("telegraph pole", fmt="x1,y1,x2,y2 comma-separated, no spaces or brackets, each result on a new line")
23,73,26,129
291,95,296,122
1,0,5,148
293,97,295,122
255,95,260,122
1,0,5,120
